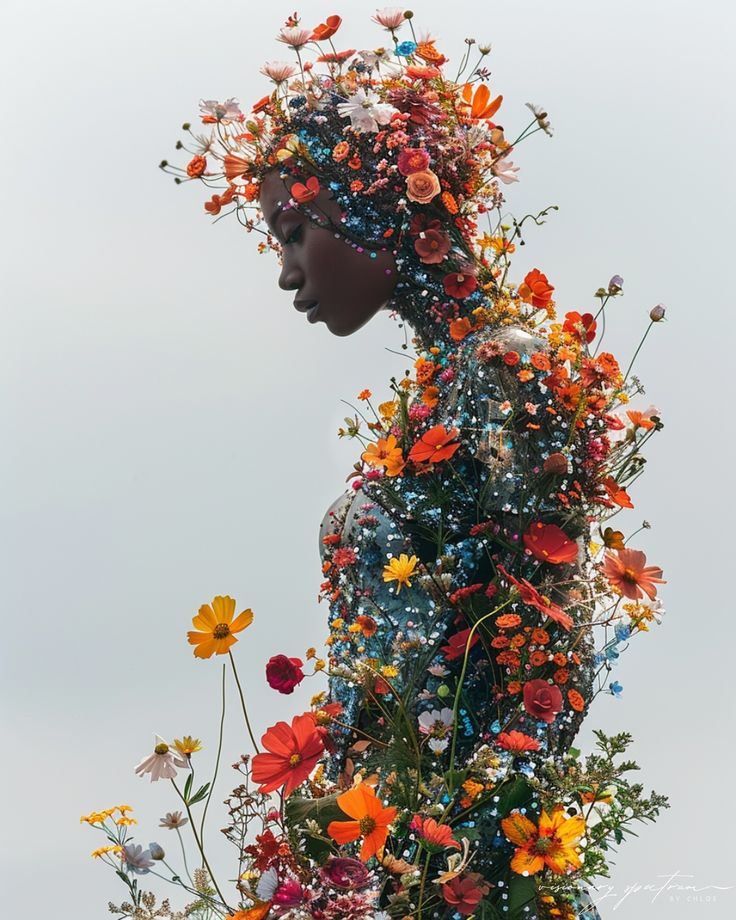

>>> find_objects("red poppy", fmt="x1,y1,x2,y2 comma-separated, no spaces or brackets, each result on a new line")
518,269,554,308
442,872,491,915
563,311,597,344
522,522,579,565
408,425,461,464
443,271,478,299
496,730,541,753
398,147,432,177
414,229,451,264
290,176,320,204
310,14,342,41
441,627,480,661
496,565,573,631
251,713,324,797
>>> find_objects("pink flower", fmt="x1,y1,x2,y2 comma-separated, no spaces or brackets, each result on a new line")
266,655,305,694
134,736,188,782
397,146,431,176
414,228,451,264
492,157,520,184
319,856,370,890
442,873,491,915
523,679,563,724
371,7,407,29
276,26,313,49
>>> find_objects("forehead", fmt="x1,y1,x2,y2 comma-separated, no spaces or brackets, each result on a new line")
259,169,344,228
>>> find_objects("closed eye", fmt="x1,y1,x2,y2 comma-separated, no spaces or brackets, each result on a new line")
283,224,303,246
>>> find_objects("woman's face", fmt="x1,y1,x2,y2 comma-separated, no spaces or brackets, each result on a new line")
258,169,398,336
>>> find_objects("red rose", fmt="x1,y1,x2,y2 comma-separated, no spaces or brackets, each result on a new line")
522,679,563,723
397,146,431,176
266,654,305,694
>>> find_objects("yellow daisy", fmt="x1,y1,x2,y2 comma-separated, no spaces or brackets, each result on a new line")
382,554,419,593
187,595,253,659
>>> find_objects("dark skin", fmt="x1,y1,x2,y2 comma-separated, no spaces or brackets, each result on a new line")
258,169,399,336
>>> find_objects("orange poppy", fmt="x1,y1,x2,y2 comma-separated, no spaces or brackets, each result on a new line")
408,425,461,464
327,783,397,862
602,548,665,601
601,476,634,508
290,176,320,204
186,596,253,659
310,15,342,41
626,410,656,431
226,906,272,920
518,268,554,308
449,316,475,341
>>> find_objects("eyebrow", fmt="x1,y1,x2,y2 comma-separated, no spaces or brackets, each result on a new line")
266,202,294,238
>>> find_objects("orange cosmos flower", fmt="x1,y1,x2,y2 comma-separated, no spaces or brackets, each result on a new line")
523,522,579,564
327,783,397,862
187,596,253,659
626,409,656,431
226,906,272,920
518,269,554,308
602,475,634,508
408,425,461,464
411,815,461,851
602,548,666,601
362,434,406,477
459,82,503,121
501,806,585,875
251,713,324,797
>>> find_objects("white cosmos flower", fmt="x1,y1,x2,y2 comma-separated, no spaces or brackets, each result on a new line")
418,707,454,736
198,98,243,123
122,843,154,874
336,88,398,133
134,735,188,782
492,157,520,184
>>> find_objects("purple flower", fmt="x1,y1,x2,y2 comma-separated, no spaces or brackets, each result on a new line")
608,274,624,294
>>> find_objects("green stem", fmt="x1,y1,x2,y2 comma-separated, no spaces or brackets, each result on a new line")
228,650,260,753
171,779,230,912
623,321,654,380
200,662,227,847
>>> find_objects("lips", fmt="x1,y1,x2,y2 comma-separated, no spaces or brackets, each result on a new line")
294,299,321,323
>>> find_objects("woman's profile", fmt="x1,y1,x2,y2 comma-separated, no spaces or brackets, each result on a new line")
85,10,668,920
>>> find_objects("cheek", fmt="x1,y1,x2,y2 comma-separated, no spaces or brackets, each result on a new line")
307,233,395,305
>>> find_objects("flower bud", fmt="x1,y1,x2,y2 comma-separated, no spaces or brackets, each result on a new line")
159,160,168,169
404,10,414,19
649,303,666,322
543,452,569,476
608,274,623,294
437,684,450,698
181,122,191,130
148,843,165,860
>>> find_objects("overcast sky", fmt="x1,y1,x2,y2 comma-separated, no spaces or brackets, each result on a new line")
2,1,735,917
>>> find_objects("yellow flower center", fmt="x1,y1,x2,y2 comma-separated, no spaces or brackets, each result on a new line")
359,816,377,835
154,743,169,755
533,834,554,854
213,623,231,639
289,753,302,767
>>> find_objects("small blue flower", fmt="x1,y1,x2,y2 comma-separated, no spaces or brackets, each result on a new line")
614,622,631,642
609,681,623,698
593,653,604,668
605,646,619,662
395,40,417,57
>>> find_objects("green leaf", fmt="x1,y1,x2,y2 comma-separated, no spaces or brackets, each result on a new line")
183,772,193,801
285,792,345,831
507,874,537,917
188,783,211,805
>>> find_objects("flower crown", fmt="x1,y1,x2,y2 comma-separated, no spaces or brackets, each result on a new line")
161,8,552,300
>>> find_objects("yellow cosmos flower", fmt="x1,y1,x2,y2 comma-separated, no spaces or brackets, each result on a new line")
187,595,253,659
174,735,203,757
382,554,419,593
91,845,123,859
501,806,585,875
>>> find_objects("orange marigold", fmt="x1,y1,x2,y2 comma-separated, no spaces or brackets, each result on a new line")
568,689,585,712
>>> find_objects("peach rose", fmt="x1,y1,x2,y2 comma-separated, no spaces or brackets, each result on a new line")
406,169,441,204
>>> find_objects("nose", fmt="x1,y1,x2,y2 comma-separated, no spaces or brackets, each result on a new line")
278,257,304,292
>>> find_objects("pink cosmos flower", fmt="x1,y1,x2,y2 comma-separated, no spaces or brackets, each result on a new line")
371,7,407,30
276,26,313,49
260,61,298,83
492,157,520,184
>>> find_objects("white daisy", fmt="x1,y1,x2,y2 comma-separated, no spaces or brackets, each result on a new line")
336,88,398,133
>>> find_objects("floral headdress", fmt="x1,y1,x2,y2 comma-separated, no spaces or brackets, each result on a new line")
161,9,552,337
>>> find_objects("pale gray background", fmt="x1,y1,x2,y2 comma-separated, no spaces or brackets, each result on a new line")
2,0,733,917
